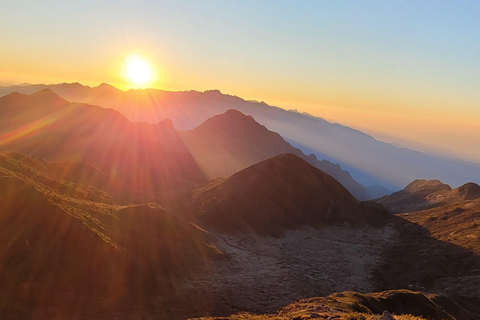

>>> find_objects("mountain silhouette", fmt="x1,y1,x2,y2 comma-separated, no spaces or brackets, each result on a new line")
188,153,390,236
3,83,479,192
180,109,368,199
0,90,368,200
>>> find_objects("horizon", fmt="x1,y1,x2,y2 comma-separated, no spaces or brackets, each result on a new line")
2,3,480,316
2,80,480,166
1,1,479,163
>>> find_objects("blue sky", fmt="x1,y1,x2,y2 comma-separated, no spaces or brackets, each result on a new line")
1,0,479,161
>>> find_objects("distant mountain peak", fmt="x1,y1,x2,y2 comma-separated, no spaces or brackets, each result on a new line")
95,82,120,92
157,117,176,130
454,182,480,200
204,89,222,94
194,109,259,132
222,108,254,120
31,88,61,97
29,88,69,104
180,108,369,199
379,179,480,214
404,179,452,193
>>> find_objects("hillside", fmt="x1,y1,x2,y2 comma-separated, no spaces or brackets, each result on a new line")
2,87,480,319
377,179,480,213
180,109,368,199
377,198,480,316
0,90,206,202
189,290,479,320
390,198,480,302
187,154,390,236
0,152,222,319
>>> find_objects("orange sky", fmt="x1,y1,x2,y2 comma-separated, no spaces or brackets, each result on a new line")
1,1,479,163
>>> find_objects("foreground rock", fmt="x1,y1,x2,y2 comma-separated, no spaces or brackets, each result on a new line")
188,289,479,320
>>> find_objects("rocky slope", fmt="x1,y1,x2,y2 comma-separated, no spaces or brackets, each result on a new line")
389,198,480,301
186,154,390,236
377,179,480,213
189,289,479,320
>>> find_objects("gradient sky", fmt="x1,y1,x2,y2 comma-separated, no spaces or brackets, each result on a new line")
1,1,479,162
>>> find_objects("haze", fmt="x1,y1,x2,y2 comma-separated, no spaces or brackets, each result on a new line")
1,0,479,162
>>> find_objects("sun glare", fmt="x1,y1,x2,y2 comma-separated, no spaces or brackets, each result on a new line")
124,54,152,87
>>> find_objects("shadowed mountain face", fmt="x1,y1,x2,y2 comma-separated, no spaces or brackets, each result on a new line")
378,179,480,213
187,154,390,236
377,179,480,299
2,83,479,192
0,152,222,318
180,109,368,200
0,90,206,202
379,199,480,315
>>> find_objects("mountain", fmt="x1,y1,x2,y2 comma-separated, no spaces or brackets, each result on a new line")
3,84,480,319
179,109,368,199
0,152,222,319
2,83,479,192
0,90,368,199
377,179,480,213
0,90,206,202
186,153,390,236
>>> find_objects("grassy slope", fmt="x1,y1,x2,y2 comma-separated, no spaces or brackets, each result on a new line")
0,152,223,318
189,289,479,320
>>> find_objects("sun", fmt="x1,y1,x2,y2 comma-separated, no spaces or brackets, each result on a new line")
124,54,152,86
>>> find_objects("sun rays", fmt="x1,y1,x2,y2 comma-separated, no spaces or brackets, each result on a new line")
123,54,154,88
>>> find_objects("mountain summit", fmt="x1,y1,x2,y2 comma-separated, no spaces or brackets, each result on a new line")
189,153,390,236
378,179,480,213
180,109,369,199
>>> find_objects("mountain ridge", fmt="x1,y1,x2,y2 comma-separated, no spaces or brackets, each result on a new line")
179,109,369,199
378,179,480,213
0,91,369,200
1,83,478,192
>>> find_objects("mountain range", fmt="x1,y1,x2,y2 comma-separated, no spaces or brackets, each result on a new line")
2,83,480,319
0,90,367,200
1,83,479,193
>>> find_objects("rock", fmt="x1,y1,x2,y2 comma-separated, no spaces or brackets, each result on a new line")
381,310,395,320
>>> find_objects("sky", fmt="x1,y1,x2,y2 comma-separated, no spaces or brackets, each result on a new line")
1,0,479,163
